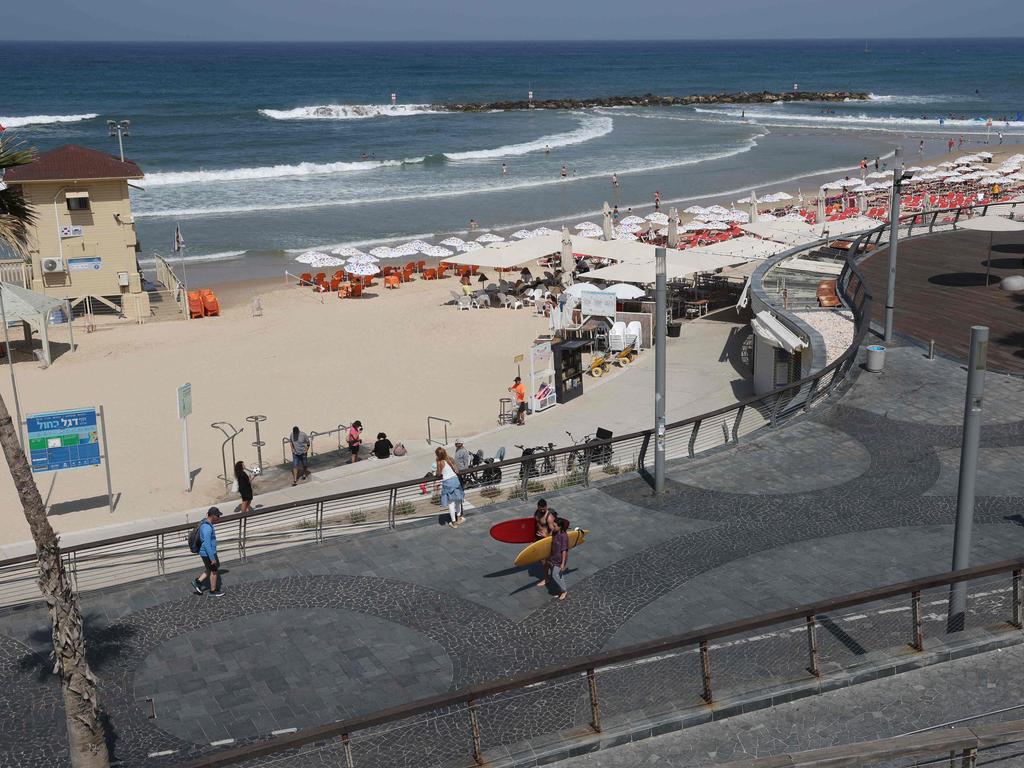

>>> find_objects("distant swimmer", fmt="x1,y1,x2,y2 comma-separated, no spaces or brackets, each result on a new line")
469,218,478,231
653,190,661,211
501,163,508,175
611,173,619,188
918,140,925,156
361,152,368,160
560,165,568,177
544,145,550,155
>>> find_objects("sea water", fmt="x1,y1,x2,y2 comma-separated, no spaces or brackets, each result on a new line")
4,39,1023,281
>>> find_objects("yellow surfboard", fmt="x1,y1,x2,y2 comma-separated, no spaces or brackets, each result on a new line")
514,529,588,567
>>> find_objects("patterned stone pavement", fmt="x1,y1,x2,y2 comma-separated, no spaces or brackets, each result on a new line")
1,344,1023,767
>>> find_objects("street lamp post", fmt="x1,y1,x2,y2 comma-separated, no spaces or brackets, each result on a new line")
883,146,914,343
107,120,131,162
654,247,667,493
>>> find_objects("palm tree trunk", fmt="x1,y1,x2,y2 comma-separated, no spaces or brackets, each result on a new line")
0,393,109,767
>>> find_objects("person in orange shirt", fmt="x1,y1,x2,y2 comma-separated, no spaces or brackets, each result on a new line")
508,376,527,425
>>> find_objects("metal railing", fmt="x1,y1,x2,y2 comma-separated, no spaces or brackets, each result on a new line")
0,199,1018,611
279,424,348,463
177,558,1024,767
427,416,452,446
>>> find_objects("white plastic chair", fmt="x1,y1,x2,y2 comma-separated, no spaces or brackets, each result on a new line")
471,292,489,309
625,320,643,351
457,295,472,311
608,321,627,353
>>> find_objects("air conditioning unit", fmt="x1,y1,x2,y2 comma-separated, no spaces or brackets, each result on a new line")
41,258,66,274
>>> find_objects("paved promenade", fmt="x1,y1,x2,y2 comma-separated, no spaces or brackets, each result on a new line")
1,344,1023,767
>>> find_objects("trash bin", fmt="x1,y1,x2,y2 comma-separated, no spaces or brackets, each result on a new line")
866,344,886,372
667,320,683,338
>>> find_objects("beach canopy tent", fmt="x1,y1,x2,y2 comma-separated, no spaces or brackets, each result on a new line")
0,282,69,367
566,236,664,264
740,221,820,246
688,236,792,261
819,216,882,237
578,251,746,285
751,310,806,353
443,234,563,269
718,260,762,281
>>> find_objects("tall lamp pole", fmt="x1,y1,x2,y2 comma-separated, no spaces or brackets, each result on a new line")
654,247,667,493
884,146,914,342
947,325,989,632
107,120,131,162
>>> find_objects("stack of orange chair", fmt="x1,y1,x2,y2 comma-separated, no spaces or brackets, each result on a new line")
200,289,220,317
187,291,205,319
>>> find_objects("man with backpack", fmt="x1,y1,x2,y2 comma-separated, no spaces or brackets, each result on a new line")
191,507,225,597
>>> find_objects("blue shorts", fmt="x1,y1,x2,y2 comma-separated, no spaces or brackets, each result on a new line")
292,452,307,468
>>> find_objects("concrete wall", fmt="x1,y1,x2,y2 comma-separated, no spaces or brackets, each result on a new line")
18,179,143,301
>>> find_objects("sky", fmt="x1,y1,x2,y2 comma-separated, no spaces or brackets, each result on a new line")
5,0,1024,41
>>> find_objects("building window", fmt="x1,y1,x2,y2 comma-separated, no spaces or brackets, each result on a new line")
67,197,91,212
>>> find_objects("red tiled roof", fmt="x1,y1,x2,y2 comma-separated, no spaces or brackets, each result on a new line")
4,144,143,182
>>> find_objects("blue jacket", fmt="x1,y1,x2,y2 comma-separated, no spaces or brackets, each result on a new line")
198,520,217,560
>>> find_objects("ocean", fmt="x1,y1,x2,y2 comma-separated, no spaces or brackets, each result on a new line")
4,39,1024,281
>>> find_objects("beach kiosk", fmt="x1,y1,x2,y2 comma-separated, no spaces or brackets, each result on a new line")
3,145,149,321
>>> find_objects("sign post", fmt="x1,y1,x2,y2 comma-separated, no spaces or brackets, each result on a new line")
27,405,114,513
177,383,193,492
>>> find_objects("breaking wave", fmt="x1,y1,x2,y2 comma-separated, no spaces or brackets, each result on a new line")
143,157,426,187
259,104,443,120
443,115,613,160
0,113,98,128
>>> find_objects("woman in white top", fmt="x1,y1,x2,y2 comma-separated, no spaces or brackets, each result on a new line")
435,447,465,528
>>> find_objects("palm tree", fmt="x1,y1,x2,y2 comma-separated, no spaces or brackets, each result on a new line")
0,135,110,766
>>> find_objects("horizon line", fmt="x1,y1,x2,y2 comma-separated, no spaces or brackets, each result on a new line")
3,35,1024,44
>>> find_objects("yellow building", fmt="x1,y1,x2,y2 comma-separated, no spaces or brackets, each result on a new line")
5,144,150,319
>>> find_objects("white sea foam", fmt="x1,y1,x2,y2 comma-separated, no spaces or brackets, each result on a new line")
259,104,443,120
865,93,966,104
0,113,99,128
138,250,246,265
283,232,437,255
135,132,763,219
693,106,1022,130
443,115,613,160
143,157,425,187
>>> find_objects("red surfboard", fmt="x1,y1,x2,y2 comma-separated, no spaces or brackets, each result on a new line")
489,516,571,544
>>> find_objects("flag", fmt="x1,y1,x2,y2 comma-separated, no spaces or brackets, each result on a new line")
174,224,185,253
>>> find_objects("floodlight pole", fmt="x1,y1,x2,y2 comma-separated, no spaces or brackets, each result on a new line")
947,326,988,632
884,146,904,343
654,247,667,493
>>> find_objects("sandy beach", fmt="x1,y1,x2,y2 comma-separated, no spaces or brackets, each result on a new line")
0,141,1020,548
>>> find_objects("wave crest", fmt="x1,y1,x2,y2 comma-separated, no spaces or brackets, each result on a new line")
443,114,613,161
259,104,442,120
143,157,425,187
0,113,98,128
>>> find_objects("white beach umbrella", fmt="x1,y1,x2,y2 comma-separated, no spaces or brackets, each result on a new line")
391,243,420,257
424,246,453,258
330,246,367,258
770,191,793,201
476,233,504,243
706,204,730,215
615,231,638,240
511,229,534,239
457,241,482,252
296,250,330,264
683,221,709,232
407,239,432,253
563,282,591,299
439,237,465,247
604,283,646,300
667,207,679,247
347,252,379,263
702,220,729,231
602,201,614,241
683,205,707,215
574,221,597,230
780,212,805,222
620,215,645,225
617,223,642,234
368,246,396,259
561,227,574,278
532,227,559,236
346,261,380,276
645,212,669,225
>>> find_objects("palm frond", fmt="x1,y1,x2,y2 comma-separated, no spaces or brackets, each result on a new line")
0,135,37,255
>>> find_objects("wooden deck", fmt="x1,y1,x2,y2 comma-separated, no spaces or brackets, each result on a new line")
858,229,1024,374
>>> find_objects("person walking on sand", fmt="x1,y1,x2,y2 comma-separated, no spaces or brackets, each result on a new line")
289,426,310,485
191,507,225,597
435,447,465,528
547,518,570,600
509,376,527,425
612,205,619,222
347,420,363,463
234,460,254,515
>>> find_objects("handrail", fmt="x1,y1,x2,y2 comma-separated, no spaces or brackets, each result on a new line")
0,199,1015,572
179,557,1024,767
426,415,451,446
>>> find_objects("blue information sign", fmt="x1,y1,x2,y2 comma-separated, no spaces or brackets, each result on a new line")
26,408,101,473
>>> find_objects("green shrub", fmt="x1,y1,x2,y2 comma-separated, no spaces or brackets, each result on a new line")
601,464,621,475
527,480,546,493
507,486,526,501
480,486,502,499
295,518,317,530
349,509,367,524
554,471,584,488
395,501,415,516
